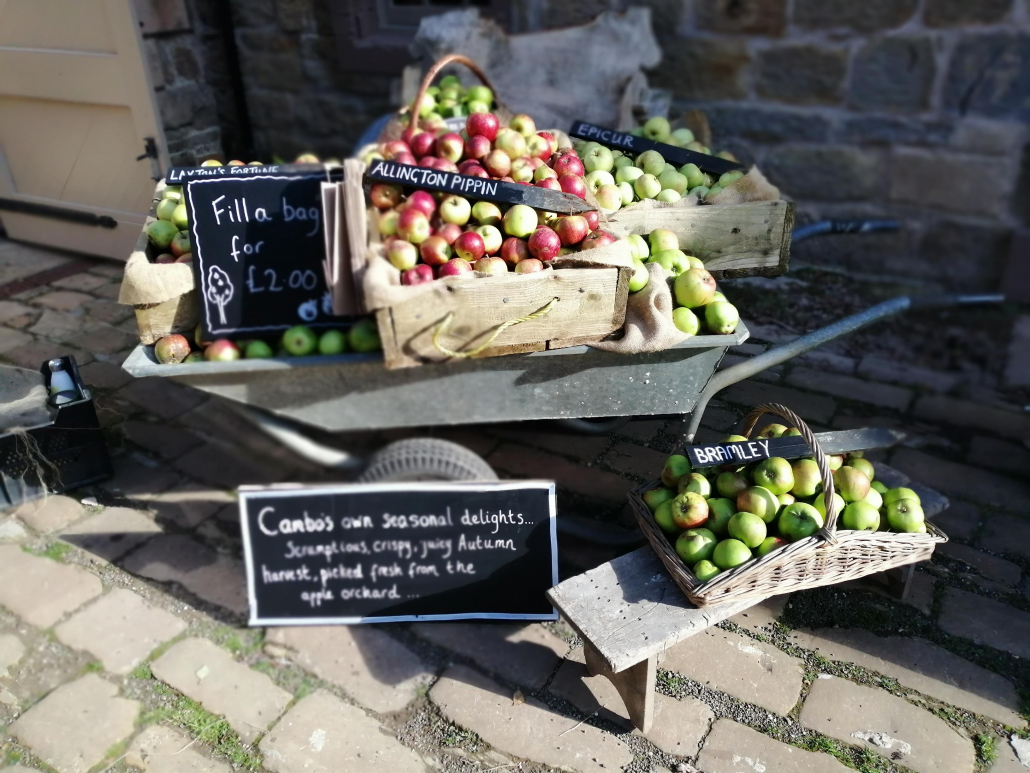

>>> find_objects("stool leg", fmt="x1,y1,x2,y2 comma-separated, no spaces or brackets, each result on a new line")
582,640,656,733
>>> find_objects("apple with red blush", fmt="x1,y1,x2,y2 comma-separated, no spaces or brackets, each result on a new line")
401,264,434,285
528,226,561,261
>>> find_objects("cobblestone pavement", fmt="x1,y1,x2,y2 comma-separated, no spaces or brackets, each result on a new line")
1,237,1029,773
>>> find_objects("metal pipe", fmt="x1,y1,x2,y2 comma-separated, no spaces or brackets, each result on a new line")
682,293,1004,442
229,403,365,471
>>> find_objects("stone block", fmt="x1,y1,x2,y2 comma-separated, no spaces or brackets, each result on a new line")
649,37,751,101
945,33,1030,120
431,665,633,773
756,45,848,105
791,627,1022,726
64,325,137,356
602,442,668,479
801,676,974,773
29,309,89,342
236,29,299,54
34,291,92,313
9,674,139,773
793,0,918,31
939,587,1030,658
914,394,1030,441
926,0,1012,25
951,118,1027,157
487,443,633,503
764,145,884,201
933,500,979,541
0,633,25,672
723,380,837,423
60,507,162,562
850,37,935,113
903,571,936,615
138,483,234,530
127,724,230,772
857,356,961,393
695,0,787,35
786,367,912,411
1005,315,1030,387
890,448,1030,512
892,149,1016,217
663,628,804,715
103,455,183,499
117,378,206,420
238,49,303,92
16,496,86,534
412,622,568,689
55,589,186,674
979,513,1030,559
488,425,609,463
260,690,424,773
697,718,851,773
172,442,287,489
705,104,831,144
937,542,1021,585
0,517,27,543
152,637,291,743
2,339,93,369
0,545,102,627
266,626,429,714
0,328,32,354
123,420,203,460
79,361,132,390
729,595,788,632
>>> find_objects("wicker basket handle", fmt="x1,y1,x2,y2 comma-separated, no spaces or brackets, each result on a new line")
739,403,840,545
409,54,498,123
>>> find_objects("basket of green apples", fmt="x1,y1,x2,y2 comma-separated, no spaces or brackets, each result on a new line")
629,403,947,608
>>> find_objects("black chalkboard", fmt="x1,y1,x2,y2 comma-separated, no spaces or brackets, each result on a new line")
685,436,814,468
185,172,343,338
569,121,745,177
238,481,558,625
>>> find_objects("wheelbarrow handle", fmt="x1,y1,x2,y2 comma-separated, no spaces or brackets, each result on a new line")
683,293,1004,443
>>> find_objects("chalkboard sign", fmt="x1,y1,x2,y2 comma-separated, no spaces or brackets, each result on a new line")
685,436,815,468
238,481,558,625
185,172,343,338
168,163,341,184
364,159,593,214
569,121,745,178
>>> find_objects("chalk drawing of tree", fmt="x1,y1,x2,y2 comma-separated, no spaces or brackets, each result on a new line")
206,265,234,325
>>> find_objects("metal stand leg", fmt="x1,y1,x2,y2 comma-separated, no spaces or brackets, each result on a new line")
582,640,656,733
885,564,916,600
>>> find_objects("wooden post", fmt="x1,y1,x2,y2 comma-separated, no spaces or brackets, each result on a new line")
582,640,656,733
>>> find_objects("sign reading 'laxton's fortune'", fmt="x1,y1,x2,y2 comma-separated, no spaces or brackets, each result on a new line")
238,481,558,625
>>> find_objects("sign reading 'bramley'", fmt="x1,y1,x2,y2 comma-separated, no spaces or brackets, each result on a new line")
684,435,818,467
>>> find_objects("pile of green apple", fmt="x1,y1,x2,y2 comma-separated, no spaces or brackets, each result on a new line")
627,228,740,335
570,117,744,214
643,426,929,582
152,320,380,364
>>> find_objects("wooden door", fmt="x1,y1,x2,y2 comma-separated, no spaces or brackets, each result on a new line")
0,0,167,261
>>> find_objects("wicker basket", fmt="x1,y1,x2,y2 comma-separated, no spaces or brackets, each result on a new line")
629,403,948,607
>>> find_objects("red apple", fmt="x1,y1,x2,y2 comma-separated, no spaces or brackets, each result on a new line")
538,131,558,153
369,183,402,210
438,257,473,278
558,174,587,199
435,132,465,163
381,140,410,160
482,149,511,178
401,126,419,145
418,235,452,266
154,253,176,264
528,226,561,261
580,230,616,251
410,132,435,158
407,190,437,218
554,215,589,246
458,159,482,174
466,112,500,142
418,156,437,168
397,209,430,244
500,236,530,266
583,210,600,231
526,134,552,161
393,152,416,166
515,258,544,274
536,178,562,191
454,231,486,262
437,223,462,245
420,115,447,134
204,339,241,362
465,165,489,179
435,159,459,173
553,154,585,177
464,135,491,160
475,256,508,275
401,264,434,285
175,253,193,263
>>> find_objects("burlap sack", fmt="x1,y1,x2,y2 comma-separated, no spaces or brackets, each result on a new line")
118,239,199,345
592,262,688,354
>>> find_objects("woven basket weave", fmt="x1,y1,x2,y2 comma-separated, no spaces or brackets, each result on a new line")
630,403,947,607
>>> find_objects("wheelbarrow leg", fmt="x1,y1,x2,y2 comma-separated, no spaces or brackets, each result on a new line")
884,564,916,600
582,640,656,733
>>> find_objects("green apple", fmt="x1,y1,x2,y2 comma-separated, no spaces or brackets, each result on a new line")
710,290,726,301
466,100,490,113
671,491,709,530
704,302,739,335
172,202,189,229
757,536,787,556
585,170,616,193
689,185,710,199
842,501,880,531
886,499,925,532
318,329,347,355
813,492,845,519
652,249,692,276
162,185,183,201
618,182,635,206
728,511,767,549
716,471,749,500
724,435,748,442
629,260,649,293
595,184,623,212
643,486,676,513
472,201,503,226
616,166,644,185
673,268,717,307
672,307,699,335
862,488,883,510
676,528,717,566
634,174,662,199
347,318,381,352
649,228,679,253
156,198,178,221
282,325,318,356
736,486,780,524
834,466,871,503
884,487,920,506
465,85,493,105
790,458,821,498
654,499,679,534
758,423,788,439
778,502,824,542
827,454,844,471
848,457,875,481
672,127,695,145
753,457,794,495
245,340,274,359
147,220,178,249
613,155,634,169
720,170,744,187
583,144,614,173
778,493,795,507
871,480,888,495
658,169,688,194
713,539,752,569
693,559,721,581
680,162,705,188
503,204,538,238
627,234,650,261
679,472,712,497
661,454,691,488
656,189,681,203
636,150,666,176
642,116,671,142
705,498,736,535
688,256,706,269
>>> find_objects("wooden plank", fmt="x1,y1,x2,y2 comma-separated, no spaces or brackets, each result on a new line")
547,546,765,673
583,640,656,733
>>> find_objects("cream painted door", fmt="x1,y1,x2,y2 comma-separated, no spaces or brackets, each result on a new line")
0,0,167,261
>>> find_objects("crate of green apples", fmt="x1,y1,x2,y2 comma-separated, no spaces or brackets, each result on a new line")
629,403,947,608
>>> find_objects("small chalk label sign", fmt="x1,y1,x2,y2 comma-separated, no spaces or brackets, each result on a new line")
568,121,745,178
685,435,815,467
238,481,558,625
185,171,343,338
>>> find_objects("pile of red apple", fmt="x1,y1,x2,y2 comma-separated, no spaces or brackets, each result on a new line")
368,113,618,284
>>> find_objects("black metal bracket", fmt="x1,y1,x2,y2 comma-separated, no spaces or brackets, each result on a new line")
0,198,117,229
137,137,162,181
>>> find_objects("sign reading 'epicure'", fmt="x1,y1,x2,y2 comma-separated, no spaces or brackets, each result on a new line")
238,481,558,625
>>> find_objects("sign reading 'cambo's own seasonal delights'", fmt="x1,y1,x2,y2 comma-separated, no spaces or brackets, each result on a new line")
238,481,558,625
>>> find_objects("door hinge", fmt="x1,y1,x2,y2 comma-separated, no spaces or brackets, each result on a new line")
137,137,162,181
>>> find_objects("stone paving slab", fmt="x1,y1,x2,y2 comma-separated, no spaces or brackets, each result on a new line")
55,589,187,674
267,626,430,715
934,500,980,541
0,633,25,673
979,514,1030,560
137,484,234,530
9,674,139,773
939,588,1030,659
550,647,713,757
121,535,248,614
800,676,975,773
260,690,426,773
103,456,183,499
790,627,1022,726
0,517,27,543
937,543,1022,585
892,448,1030,512
990,736,1030,772
59,507,162,562
431,665,633,773
151,637,292,743
697,718,852,773
15,496,86,534
0,545,102,627
787,366,913,411
663,627,804,715
728,595,788,632
126,725,231,773
412,622,569,689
